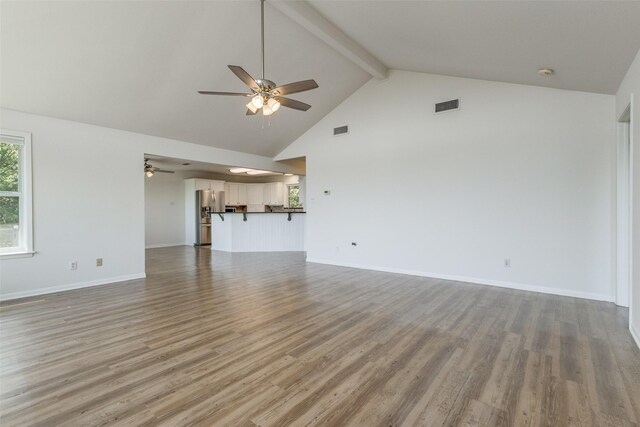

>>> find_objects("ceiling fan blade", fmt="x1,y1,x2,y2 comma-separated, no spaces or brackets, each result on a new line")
198,91,253,96
246,108,258,116
272,79,318,96
228,65,260,92
276,97,311,112
154,169,175,174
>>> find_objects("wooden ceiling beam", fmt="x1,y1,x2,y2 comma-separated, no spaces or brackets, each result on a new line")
270,0,388,80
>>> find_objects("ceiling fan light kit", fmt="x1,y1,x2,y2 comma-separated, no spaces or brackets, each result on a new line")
267,98,280,112
246,102,259,114
144,159,175,177
251,95,264,109
198,0,318,117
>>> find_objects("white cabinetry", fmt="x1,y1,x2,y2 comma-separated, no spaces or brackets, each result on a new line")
246,184,264,212
263,182,285,205
247,184,263,204
211,180,225,192
221,181,288,211
224,183,248,205
238,184,247,205
225,182,237,205
195,180,210,191
275,182,284,204
195,179,225,192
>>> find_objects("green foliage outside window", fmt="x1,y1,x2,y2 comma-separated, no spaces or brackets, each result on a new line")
0,143,20,247
288,185,300,208
0,143,19,193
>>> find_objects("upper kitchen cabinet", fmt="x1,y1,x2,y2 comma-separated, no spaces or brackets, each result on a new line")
246,184,264,205
195,180,211,191
238,184,247,205
225,182,235,205
263,182,285,205
225,182,248,206
195,179,225,192
274,182,284,204
246,184,264,212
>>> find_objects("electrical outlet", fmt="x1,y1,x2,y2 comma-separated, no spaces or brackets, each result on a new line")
351,242,358,247
504,258,511,268
96,258,103,267
70,261,78,270
323,190,331,195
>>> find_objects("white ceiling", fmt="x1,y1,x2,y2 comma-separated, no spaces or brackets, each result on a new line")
0,1,370,157
309,0,640,94
2,1,639,159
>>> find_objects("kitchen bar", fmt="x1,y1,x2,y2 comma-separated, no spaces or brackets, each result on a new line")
211,212,305,252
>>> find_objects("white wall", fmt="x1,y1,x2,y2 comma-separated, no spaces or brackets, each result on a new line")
0,109,303,300
144,172,186,248
616,48,640,346
277,70,616,301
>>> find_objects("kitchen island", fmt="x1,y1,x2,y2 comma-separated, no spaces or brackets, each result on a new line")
210,212,305,252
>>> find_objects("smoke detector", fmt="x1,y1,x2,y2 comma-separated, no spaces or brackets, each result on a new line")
537,68,554,76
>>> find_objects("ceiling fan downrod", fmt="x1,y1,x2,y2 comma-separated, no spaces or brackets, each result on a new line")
261,0,265,80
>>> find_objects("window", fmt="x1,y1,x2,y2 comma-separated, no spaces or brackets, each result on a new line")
0,130,33,256
288,184,300,208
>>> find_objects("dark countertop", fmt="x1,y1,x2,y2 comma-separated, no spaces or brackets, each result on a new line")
215,211,306,214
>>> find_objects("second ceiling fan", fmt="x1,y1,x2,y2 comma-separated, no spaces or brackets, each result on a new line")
198,0,318,116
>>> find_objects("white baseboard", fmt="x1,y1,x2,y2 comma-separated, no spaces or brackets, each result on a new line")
145,243,188,249
305,258,614,303
631,323,640,350
0,273,147,301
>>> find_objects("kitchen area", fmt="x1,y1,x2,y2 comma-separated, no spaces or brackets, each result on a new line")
184,175,305,253
143,155,306,253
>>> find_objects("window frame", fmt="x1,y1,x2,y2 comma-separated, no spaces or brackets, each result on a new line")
0,129,34,258
287,184,301,208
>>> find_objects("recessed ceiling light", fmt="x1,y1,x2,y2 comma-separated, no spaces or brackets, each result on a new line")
181,162,191,166
229,167,276,175
537,68,554,76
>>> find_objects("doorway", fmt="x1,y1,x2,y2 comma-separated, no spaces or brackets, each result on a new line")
617,101,632,308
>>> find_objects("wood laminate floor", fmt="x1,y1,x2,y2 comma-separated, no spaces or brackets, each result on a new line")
1,246,639,426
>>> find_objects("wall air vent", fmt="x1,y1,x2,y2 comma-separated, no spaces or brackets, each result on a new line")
434,99,460,114
333,125,349,136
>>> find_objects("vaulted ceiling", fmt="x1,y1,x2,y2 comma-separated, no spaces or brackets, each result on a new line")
2,1,640,158
0,1,370,157
308,0,640,95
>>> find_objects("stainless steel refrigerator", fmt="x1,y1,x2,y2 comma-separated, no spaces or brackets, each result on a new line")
195,189,224,246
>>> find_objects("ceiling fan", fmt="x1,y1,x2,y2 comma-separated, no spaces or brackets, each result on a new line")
144,159,174,177
198,0,318,116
